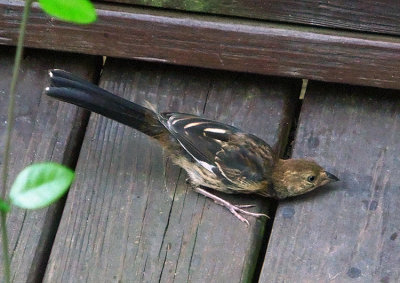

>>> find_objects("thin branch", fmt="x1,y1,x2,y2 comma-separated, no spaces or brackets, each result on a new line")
1,1,34,282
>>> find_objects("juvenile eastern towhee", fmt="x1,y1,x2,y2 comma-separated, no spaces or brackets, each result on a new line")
46,70,339,224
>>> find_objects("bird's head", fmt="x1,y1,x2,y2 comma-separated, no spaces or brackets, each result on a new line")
271,159,339,199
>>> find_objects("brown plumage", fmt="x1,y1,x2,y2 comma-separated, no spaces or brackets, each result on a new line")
45,70,339,224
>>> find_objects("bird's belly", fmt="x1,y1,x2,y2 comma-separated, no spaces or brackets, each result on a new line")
171,155,232,193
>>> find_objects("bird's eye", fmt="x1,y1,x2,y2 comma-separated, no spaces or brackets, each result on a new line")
307,176,316,182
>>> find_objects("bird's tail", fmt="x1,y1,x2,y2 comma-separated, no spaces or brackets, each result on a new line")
45,69,166,138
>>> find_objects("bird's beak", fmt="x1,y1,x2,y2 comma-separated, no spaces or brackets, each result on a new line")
324,171,339,182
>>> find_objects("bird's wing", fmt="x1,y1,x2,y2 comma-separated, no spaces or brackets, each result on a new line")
159,112,275,189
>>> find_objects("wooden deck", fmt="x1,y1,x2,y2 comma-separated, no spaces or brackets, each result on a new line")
1,45,399,282
1,0,400,282
2,1,400,90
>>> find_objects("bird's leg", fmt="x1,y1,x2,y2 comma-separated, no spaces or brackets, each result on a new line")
193,187,269,225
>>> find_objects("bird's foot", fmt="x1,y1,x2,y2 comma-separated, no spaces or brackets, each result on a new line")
193,187,269,225
225,204,270,225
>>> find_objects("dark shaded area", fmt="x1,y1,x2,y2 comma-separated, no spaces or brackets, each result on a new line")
98,0,400,36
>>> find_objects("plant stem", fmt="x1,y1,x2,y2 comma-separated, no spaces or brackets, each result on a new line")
1,0,34,199
1,0,34,282
1,213,10,283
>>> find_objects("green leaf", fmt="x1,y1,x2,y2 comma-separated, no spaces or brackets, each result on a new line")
0,198,11,213
39,0,97,24
9,163,75,210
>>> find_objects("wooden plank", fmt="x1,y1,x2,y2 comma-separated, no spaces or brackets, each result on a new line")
0,46,100,282
260,82,400,282
43,58,299,282
1,1,400,90
99,0,400,36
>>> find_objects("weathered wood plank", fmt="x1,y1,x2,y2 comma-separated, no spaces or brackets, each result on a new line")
260,82,400,282
1,1,400,90
99,0,400,36
0,46,100,282
43,58,299,282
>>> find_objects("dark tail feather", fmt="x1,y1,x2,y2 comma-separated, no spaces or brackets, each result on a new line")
45,69,166,137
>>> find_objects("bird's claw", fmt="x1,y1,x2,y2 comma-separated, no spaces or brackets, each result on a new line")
227,204,270,225
234,204,256,208
229,207,250,225
194,187,269,225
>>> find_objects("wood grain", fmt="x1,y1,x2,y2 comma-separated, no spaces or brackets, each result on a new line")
1,1,400,90
260,82,400,282
99,0,400,36
0,47,100,282
43,58,299,282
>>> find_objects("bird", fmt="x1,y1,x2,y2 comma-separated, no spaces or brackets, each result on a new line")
45,69,339,225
